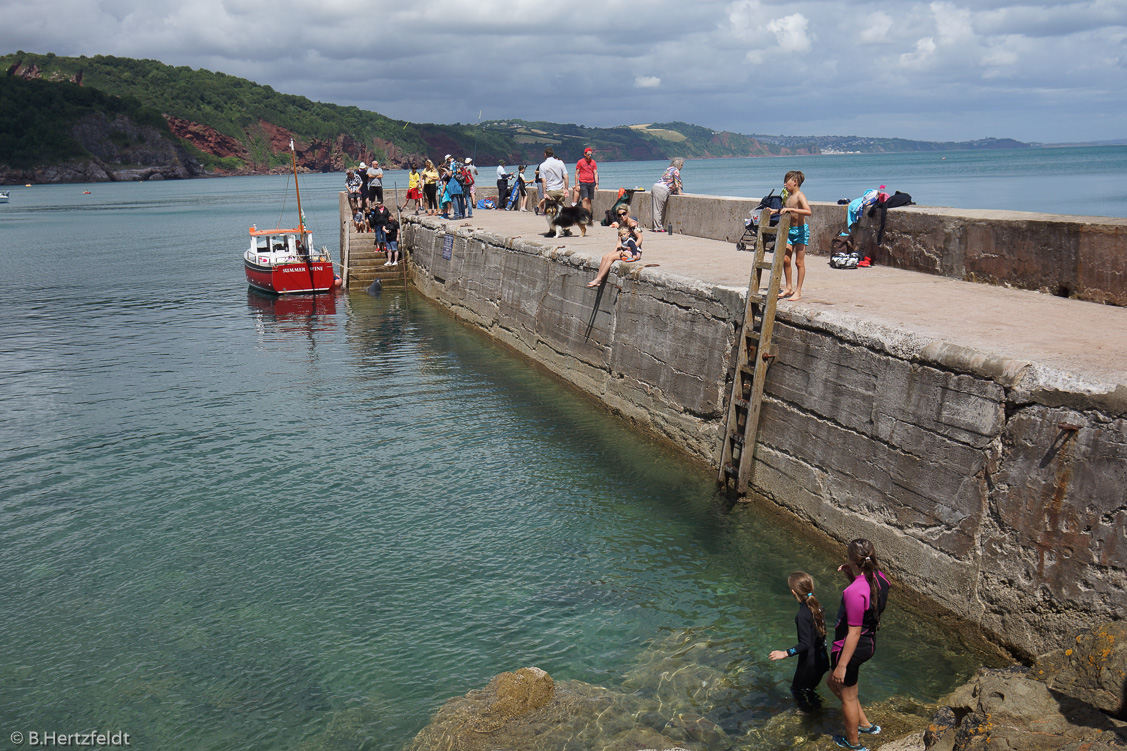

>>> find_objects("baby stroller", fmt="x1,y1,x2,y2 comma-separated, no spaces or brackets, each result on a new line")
735,189,783,251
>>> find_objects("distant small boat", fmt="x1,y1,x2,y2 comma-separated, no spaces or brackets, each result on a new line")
243,139,335,295
0,191,8,204
82,190,92,194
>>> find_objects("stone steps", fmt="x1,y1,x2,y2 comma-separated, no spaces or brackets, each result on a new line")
344,233,409,287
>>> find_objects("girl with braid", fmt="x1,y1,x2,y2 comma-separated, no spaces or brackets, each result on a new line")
827,538,890,751
770,571,830,712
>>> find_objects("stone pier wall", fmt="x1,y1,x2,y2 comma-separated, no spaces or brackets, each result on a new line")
402,215,1127,658
584,189,1127,306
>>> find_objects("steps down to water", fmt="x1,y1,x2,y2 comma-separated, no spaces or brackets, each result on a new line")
344,228,409,288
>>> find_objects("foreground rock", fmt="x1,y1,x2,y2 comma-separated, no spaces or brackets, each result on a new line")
919,621,1127,751
1031,621,1127,719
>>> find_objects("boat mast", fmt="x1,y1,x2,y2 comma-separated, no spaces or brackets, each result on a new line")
290,139,306,236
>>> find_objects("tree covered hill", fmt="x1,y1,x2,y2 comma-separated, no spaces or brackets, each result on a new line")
1,51,1028,184
0,52,801,181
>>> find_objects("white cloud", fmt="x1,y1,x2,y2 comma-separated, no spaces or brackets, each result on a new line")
1,0,1125,142
858,12,895,44
767,13,811,53
900,36,938,68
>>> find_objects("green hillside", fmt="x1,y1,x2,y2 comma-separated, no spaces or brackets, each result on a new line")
1,51,1028,182
1,52,792,174
0,74,168,169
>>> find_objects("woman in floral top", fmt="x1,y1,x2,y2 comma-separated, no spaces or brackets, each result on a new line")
650,158,684,231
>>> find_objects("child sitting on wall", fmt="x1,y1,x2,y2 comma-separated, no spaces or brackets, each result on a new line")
587,227,642,288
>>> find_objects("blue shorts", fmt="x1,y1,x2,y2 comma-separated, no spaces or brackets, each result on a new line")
788,224,810,247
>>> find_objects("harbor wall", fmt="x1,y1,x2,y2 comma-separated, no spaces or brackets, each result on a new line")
401,215,1127,658
533,189,1127,306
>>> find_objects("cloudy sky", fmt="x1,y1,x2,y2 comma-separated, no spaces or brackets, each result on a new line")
4,0,1125,143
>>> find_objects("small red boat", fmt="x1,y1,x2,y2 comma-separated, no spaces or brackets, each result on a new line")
244,226,334,294
243,140,335,294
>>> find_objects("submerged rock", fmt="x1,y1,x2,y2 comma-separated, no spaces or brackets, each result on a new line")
407,667,724,751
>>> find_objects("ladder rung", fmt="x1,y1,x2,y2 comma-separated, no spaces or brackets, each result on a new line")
733,397,750,410
760,226,778,235
723,463,739,478
747,292,765,305
745,329,760,341
730,432,745,447
755,260,774,271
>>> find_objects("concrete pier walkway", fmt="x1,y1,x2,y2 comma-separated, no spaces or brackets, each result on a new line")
417,208,1127,390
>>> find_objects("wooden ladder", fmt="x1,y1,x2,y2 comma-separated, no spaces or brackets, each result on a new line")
718,209,791,494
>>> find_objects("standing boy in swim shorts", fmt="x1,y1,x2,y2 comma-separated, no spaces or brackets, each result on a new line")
778,170,812,301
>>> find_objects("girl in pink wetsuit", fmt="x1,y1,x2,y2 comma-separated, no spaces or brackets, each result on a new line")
827,538,890,751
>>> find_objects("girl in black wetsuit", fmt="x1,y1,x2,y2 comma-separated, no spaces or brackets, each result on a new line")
769,571,830,712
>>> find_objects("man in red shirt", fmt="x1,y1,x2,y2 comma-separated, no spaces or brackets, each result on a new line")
574,147,599,224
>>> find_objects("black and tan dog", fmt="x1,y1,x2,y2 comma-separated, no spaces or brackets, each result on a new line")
544,200,592,238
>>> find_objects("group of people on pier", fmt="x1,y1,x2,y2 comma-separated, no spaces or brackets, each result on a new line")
345,149,813,299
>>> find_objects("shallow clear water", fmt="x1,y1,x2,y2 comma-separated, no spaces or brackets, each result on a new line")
1,177,996,750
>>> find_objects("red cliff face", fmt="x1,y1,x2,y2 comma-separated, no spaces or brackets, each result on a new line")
166,116,247,162
164,116,426,174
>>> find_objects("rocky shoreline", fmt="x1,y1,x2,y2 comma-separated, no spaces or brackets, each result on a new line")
368,622,1125,751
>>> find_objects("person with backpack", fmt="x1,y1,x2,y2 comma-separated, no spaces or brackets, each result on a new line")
440,160,464,219
462,158,477,217
368,200,391,252
827,538,890,751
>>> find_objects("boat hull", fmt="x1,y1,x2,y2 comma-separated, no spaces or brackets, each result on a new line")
244,259,334,294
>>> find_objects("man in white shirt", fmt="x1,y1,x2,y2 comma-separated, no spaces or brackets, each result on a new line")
496,160,510,209
538,148,568,205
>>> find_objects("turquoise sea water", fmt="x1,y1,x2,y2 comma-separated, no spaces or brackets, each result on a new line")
1,176,998,750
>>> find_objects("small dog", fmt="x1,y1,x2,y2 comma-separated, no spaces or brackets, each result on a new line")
544,201,592,238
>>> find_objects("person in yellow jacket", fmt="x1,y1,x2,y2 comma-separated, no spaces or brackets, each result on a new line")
421,160,440,216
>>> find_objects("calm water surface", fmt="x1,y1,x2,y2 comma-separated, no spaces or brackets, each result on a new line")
1,178,996,750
